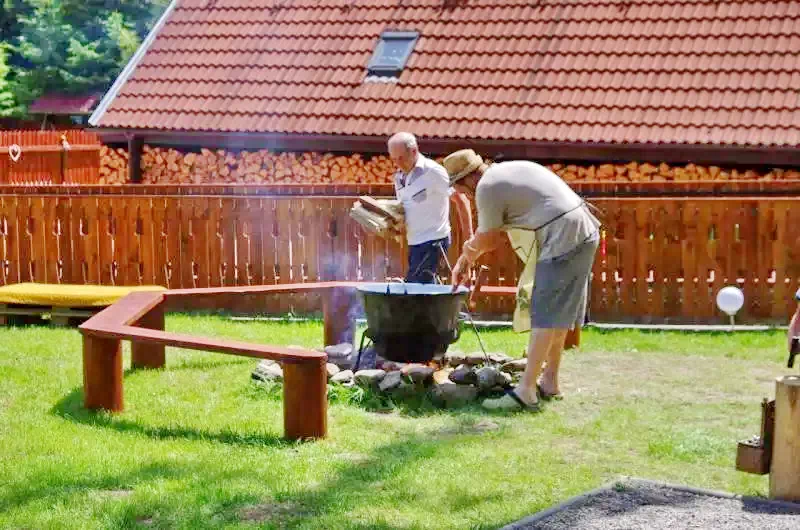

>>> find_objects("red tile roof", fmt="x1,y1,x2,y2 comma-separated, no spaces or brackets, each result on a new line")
29,93,101,115
92,0,800,148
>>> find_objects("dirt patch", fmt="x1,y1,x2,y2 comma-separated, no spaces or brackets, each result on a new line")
505,480,800,530
99,488,133,499
334,452,371,464
135,516,154,526
436,419,502,436
238,501,308,523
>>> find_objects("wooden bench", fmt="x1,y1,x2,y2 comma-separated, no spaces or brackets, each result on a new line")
0,283,165,327
78,282,361,441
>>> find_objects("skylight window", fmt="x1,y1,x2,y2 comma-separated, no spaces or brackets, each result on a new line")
367,31,419,77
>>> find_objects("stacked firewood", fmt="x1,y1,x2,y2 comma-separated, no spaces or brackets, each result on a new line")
98,145,800,185
549,162,800,182
98,145,129,184
138,147,397,184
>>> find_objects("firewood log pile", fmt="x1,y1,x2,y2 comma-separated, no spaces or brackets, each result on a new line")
97,145,800,185
98,145,129,184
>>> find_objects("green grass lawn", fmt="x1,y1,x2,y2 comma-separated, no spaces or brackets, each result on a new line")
0,316,790,529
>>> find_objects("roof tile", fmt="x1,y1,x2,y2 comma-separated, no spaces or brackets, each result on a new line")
96,0,800,147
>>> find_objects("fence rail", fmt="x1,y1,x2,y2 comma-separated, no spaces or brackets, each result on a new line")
0,187,798,323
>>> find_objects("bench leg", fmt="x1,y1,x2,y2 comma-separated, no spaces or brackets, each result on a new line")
83,334,123,412
0,304,6,326
322,287,356,347
132,304,165,370
283,359,327,440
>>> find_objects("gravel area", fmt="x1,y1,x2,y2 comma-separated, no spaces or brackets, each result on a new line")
506,481,800,530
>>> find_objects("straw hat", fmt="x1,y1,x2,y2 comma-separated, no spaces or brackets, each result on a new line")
443,149,487,185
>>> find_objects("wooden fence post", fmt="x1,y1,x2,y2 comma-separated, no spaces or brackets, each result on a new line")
131,304,166,369
282,359,327,440
82,334,123,411
769,375,800,501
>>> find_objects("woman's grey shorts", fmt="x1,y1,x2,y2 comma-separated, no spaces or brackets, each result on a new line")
530,233,599,329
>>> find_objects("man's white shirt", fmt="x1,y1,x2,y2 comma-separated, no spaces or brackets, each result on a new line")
393,154,451,246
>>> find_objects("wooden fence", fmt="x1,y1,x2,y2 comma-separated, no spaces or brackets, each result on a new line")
1,185,799,323
0,130,101,184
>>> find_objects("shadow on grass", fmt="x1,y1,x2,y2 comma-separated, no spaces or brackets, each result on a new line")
0,461,196,514
51,386,289,449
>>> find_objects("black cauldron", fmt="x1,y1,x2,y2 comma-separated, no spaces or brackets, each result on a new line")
356,282,469,364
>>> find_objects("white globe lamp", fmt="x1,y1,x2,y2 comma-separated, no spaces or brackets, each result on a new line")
716,286,745,330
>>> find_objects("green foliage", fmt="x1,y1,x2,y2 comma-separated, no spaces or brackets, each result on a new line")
0,43,18,116
2,0,169,115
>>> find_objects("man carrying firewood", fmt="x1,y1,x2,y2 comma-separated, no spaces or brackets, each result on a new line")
444,149,601,412
387,132,472,283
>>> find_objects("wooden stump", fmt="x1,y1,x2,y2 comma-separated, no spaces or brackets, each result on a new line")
769,375,800,501
282,359,327,440
82,335,123,411
131,305,166,370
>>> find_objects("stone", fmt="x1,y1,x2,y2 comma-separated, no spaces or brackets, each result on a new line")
501,359,528,373
378,371,404,392
476,366,510,391
403,364,435,385
251,360,283,382
330,370,354,385
465,352,490,365
389,380,418,400
430,385,478,409
324,343,353,359
444,351,466,367
354,369,386,388
449,366,477,385
378,360,403,372
433,368,454,385
488,352,513,364
326,363,341,379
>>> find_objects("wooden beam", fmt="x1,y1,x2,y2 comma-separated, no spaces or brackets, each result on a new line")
127,135,143,183
91,128,800,168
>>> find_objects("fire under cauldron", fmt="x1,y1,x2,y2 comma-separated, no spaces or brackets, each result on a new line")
354,282,470,368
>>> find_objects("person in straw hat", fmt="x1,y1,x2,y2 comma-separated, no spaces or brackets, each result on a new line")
443,149,601,412
387,132,472,283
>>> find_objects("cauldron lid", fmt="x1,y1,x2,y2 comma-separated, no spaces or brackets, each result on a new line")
357,282,469,296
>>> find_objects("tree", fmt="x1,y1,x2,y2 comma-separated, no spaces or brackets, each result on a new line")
0,43,19,116
7,0,169,115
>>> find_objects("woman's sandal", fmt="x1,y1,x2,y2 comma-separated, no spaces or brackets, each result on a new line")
482,388,541,412
537,384,564,401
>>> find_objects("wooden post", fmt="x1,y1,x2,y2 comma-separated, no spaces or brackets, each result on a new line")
282,359,327,440
131,305,166,369
322,287,356,347
82,334,123,411
769,375,800,501
565,327,581,349
127,135,143,184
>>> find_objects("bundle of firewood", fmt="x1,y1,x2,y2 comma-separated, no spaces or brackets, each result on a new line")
98,145,129,185
349,196,404,240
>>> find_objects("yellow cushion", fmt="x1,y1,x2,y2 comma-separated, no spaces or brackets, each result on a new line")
0,283,165,307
